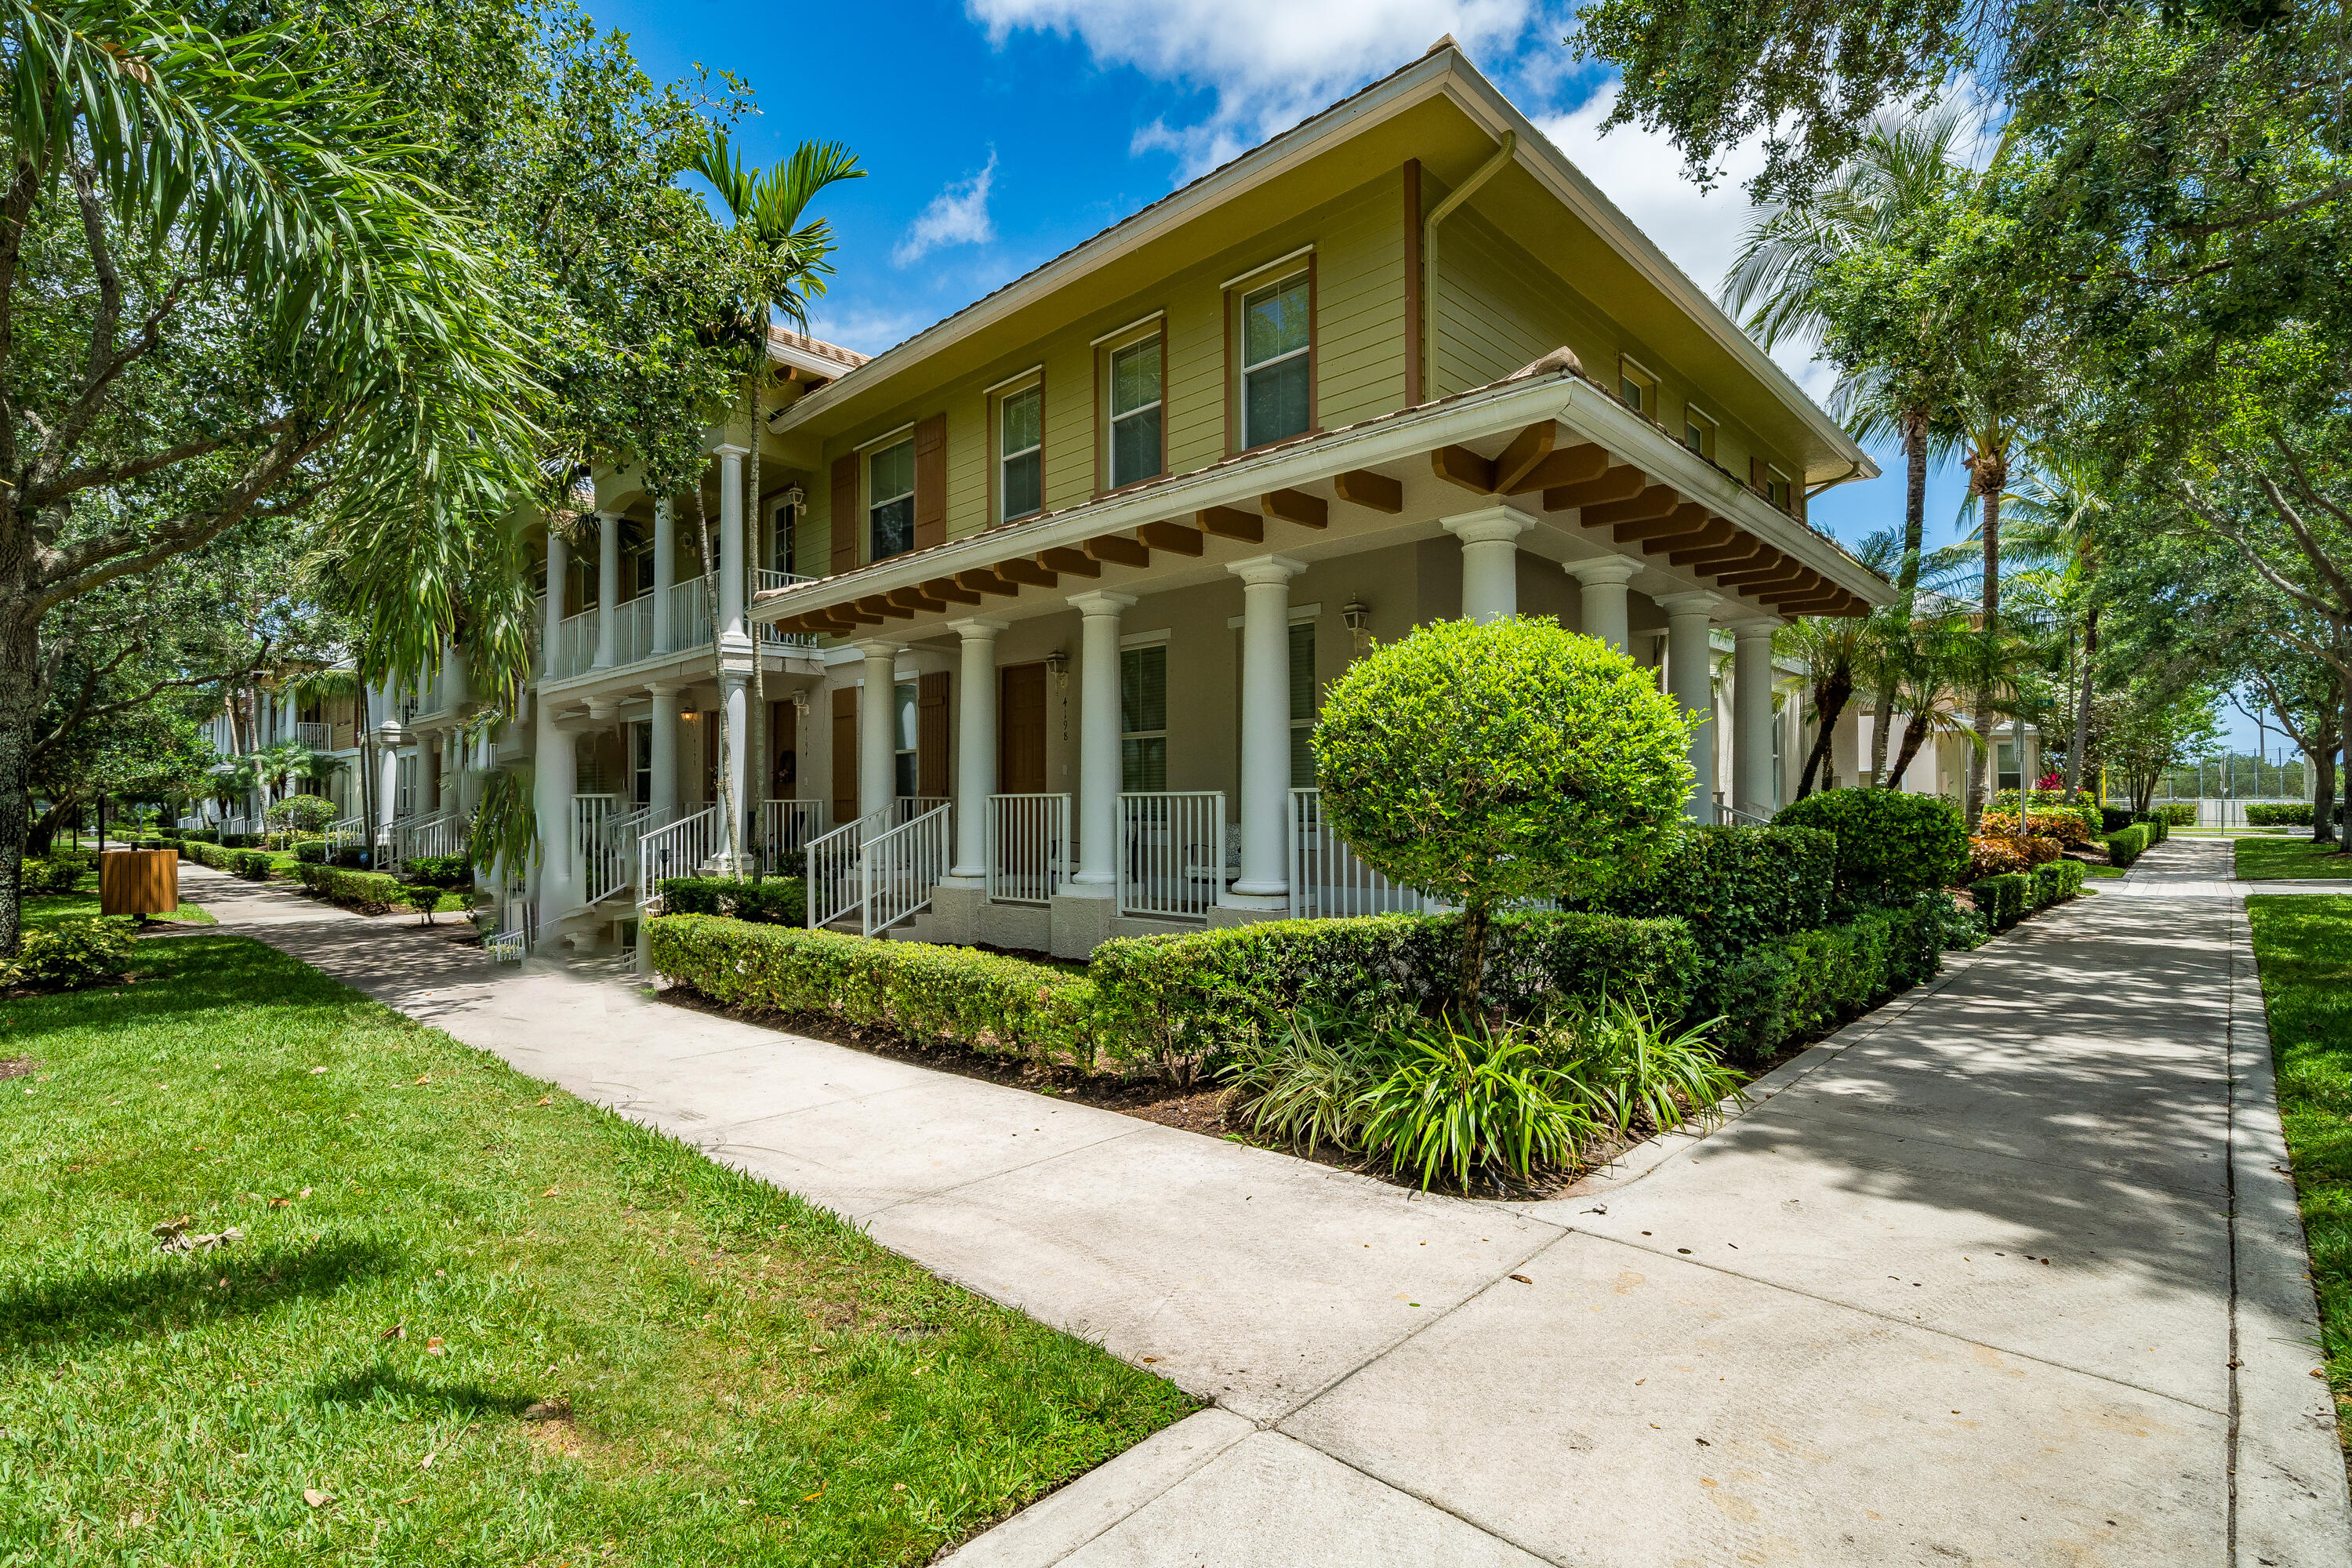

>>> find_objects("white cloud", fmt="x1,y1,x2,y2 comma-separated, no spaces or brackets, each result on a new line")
1533,82,1839,395
971,0,1543,176
801,303,938,359
895,153,1000,266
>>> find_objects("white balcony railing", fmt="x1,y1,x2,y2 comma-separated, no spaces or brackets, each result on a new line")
1287,787,1422,919
988,793,1068,905
804,808,891,930
615,593,655,667
639,805,720,902
1118,791,1227,922
295,722,332,750
862,804,950,937
667,576,713,655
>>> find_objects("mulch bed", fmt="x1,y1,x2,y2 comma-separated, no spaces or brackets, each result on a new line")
0,1056,35,1080
652,984,1827,1201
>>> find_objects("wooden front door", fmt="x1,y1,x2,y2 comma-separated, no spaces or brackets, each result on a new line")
831,686,858,823
1000,663,1048,794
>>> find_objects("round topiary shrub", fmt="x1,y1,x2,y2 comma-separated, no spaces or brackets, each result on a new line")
1772,788,1968,905
1313,616,1695,1008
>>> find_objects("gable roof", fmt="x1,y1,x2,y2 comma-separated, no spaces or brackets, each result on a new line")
779,43,1873,482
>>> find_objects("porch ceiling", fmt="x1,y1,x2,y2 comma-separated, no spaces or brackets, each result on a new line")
753,365,1884,647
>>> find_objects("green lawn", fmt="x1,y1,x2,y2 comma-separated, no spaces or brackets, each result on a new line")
2083,862,2125,880
0,931,1191,1564
2248,895,2352,1451
26,881,216,927
2237,837,2352,880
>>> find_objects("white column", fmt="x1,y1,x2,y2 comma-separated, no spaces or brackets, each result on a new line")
542,526,567,677
647,682,680,826
1567,557,1639,651
720,672,749,867
717,445,749,644
533,709,575,913
1732,618,1779,816
949,619,1007,883
652,495,675,653
856,641,899,822
1066,591,1136,896
376,735,400,833
1225,555,1305,908
1443,505,1534,623
1659,593,1720,822
593,510,619,668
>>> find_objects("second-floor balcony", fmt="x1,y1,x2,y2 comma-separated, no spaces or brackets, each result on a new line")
539,572,818,684
295,722,332,750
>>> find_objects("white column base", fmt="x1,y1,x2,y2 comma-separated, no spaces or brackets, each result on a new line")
1213,890,1287,914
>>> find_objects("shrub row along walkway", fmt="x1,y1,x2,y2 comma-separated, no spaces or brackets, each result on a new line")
181,844,2346,1568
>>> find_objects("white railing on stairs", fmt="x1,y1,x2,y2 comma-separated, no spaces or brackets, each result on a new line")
1118,791,1226,921
895,794,949,826
988,793,1068,905
638,806,720,902
804,808,891,930
570,794,623,906
384,810,466,873
1287,787,1421,919
862,804,950,937
324,813,366,862
581,803,649,907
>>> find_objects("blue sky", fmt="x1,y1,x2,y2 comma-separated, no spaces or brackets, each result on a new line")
596,0,2278,757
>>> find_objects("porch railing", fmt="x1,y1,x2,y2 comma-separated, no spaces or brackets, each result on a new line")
323,813,367,861
581,802,650,907
295,722,332,750
615,593,655,667
1287,788,1421,919
760,798,830,869
638,805,720,902
390,809,467,874
666,576,713,654
804,808,890,930
862,804,950,937
1118,791,1227,922
177,814,205,831
988,793,1068,905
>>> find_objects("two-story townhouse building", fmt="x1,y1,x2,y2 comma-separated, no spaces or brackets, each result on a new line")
499,42,1891,960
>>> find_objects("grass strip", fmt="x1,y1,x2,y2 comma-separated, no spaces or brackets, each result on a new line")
2237,838,2352,880
2246,894,2352,1453
0,925,1192,1564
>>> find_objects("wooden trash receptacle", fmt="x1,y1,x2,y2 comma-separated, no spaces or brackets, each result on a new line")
100,848,179,916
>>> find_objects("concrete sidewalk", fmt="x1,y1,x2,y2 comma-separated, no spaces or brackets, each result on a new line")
179,841,2347,1567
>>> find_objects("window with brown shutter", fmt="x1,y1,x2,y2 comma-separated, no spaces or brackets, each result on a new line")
831,685,858,822
917,670,950,798
829,455,857,576
913,413,947,550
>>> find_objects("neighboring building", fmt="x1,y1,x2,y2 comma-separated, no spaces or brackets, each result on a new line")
379,43,1894,956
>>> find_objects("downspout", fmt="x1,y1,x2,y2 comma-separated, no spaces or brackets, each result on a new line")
1422,129,1516,402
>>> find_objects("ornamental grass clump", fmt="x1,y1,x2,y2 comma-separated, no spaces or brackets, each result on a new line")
1313,617,1693,1011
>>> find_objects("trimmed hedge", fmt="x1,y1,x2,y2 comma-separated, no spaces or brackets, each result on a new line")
2131,811,2172,843
4,915,136,989
2248,802,2313,827
406,854,474,888
1772,789,1969,905
2106,823,2152,868
177,839,238,872
2033,858,2085,907
1088,909,1699,1078
648,915,1094,1063
1971,873,2029,931
292,862,404,914
659,876,805,926
1716,897,1944,1059
1592,824,1832,978
230,850,273,880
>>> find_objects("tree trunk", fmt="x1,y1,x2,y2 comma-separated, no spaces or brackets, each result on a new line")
1898,408,1929,597
0,592,47,953
1797,662,1852,797
2312,710,2338,847
1965,477,2002,830
1456,898,1491,1016
2340,679,2352,856
2066,603,2097,800
1886,717,1933,792
1867,691,1893,782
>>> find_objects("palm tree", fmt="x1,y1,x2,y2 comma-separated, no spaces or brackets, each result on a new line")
1997,445,2110,799
1722,109,1969,759
1879,612,1985,790
1777,614,1871,797
688,130,863,868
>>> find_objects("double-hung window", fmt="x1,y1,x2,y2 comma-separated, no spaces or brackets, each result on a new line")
1240,270,1311,448
868,438,915,562
1108,335,1163,488
1000,383,1043,522
1120,645,1167,792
